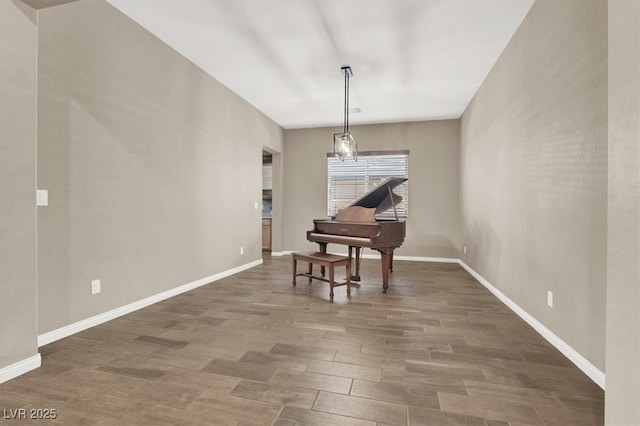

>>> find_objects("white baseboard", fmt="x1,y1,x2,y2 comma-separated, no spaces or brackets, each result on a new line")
394,255,459,263
0,354,41,384
458,260,605,389
38,259,263,347
270,251,292,256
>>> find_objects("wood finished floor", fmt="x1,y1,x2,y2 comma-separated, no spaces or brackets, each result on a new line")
0,256,604,425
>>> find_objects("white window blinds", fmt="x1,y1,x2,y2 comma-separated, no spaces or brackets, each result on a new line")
327,151,409,219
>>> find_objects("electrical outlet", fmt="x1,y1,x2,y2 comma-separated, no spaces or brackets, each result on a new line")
254,201,259,210
547,290,553,308
240,247,244,255
463,245,467,254
91,279,101,295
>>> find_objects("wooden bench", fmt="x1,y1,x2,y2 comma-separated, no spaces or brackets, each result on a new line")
292,251,351,302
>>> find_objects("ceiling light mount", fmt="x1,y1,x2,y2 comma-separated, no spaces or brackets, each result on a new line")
333,65,358,161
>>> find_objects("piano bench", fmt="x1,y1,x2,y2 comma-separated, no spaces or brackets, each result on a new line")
292,251,351,302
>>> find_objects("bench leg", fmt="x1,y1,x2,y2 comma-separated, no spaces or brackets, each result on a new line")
292,257,297,286
346,261,351,297
329,265,334,302
307,262,313,284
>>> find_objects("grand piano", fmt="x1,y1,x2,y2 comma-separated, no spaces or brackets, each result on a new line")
307,177,407,293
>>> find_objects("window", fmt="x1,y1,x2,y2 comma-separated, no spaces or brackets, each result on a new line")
327,150,409,219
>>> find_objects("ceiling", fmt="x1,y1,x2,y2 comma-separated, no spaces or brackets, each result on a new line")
106,1,533,130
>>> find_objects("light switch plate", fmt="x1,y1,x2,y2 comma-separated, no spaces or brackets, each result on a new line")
91,279,101,295
36,189,48,206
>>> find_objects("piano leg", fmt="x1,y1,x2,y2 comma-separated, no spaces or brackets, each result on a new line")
318,242,327,277
348,246,362,282
390,250,394,273
378,248,394,293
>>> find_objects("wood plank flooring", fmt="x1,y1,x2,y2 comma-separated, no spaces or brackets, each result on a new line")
0,256,604,425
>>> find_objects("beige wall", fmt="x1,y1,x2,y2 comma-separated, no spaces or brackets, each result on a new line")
606,1,640,424
460,0,607,371
0,0,39,371
281,120,462,258
36,0,282,333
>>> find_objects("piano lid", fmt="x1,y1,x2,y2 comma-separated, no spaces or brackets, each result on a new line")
345,176,408,215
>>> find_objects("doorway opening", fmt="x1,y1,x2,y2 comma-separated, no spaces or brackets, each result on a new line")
262,151,273,253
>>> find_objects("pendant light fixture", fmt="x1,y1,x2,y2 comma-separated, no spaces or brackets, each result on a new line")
333,66,358,161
